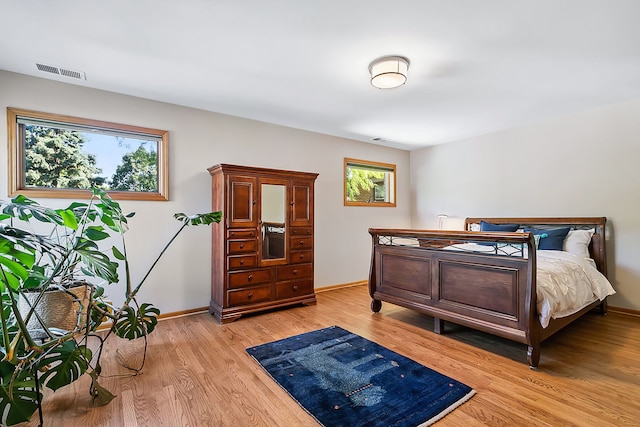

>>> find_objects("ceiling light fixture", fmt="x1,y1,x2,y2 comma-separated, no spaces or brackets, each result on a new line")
369,56,410,89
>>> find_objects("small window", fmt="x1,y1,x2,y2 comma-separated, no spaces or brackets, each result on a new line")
344,158,396,207
7,108,169,201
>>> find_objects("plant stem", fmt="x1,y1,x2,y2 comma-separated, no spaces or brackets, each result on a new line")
126,221,188,302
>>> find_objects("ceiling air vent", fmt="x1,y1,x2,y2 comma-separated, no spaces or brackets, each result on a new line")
36,63,86,80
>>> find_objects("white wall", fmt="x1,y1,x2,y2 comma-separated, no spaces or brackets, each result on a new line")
410,99,640,311
0,70,410,314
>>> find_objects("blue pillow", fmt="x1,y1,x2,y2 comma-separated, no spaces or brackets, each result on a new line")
479,221,520,246
524,227,570,251
480,221,520,232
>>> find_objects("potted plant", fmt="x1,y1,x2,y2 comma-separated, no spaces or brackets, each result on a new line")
0,188,221,426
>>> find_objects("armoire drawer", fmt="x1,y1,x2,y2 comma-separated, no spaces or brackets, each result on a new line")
290,250,312,264
228,239,257,254
228,254,258,270
227,229,258,239
228,269,271,289
276,263,312,281
290,236,312,250
275,280,313,299
290,227,312,236
228,286,271,306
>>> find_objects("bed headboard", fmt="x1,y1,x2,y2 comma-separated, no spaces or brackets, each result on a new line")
464,217,607,277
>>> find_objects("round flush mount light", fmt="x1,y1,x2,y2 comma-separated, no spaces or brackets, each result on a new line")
369,56,410,89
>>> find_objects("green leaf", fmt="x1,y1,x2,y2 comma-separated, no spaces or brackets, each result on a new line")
113,304,160,340
93,286,105,298
66,202,88,211
85,226,110,241
29,208,60,224
58,209,78,230
88,369,116,406
99,214,115,228
112,246,126,261
0,361,41,426
0,257,29,282
173,211,222,226
0,267,21,291
0,244,35,269
74,239,119,283
9,195,35,205
38,341,92,392
89,299,109,331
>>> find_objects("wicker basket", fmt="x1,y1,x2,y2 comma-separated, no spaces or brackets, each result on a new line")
18,284,92,337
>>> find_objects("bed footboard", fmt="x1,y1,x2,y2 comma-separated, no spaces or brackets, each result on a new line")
368,228,541,367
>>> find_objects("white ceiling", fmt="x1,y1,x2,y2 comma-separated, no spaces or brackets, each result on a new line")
1,1,640,150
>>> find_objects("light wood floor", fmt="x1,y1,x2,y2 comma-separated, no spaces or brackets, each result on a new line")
24,285,640,426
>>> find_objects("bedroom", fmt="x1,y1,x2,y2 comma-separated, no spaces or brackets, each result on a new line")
1,1,640,425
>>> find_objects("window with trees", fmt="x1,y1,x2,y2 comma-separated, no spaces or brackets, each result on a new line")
344,158,396,207
7,108,169,200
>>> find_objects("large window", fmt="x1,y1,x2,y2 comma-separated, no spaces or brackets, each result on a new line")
7,108,169,200
344,158,396,207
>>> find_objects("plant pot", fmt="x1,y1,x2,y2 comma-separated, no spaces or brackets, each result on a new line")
18,283,92,338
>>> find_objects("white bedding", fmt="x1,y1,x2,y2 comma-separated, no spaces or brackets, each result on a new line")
445,243,616,328
536,250,615,328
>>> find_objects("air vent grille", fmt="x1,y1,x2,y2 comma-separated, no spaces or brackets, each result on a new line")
36,63,86,80
36,63,60,74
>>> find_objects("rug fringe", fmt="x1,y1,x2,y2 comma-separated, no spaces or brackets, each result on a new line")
418,389,477,426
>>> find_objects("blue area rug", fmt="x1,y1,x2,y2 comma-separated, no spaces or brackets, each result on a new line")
246,325,475,426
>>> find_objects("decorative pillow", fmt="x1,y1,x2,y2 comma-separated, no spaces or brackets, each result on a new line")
524,227,570,251
564,229,595,258
479,221,520,246
533,233,548,249
480,221,520,232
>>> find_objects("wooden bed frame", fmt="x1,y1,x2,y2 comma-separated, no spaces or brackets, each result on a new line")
368,217,608,368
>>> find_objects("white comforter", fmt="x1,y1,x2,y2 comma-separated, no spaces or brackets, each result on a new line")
536,250,615,328
445,243,616,328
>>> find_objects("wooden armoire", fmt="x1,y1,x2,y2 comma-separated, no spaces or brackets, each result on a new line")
208,164,318,323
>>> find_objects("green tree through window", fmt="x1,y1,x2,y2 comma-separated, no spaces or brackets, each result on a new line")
345,167,385,203
24,126,101,189
111,145,158,192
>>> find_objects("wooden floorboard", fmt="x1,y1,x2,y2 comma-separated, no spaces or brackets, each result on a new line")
21,285,640,426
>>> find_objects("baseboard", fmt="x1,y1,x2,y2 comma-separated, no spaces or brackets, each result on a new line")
158,306,209,319
150,281,368,323
102,289,640,325
315,280,367,293
97,306,210,330
609,306,640,317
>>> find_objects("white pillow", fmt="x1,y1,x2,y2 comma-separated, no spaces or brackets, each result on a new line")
563,229,595,259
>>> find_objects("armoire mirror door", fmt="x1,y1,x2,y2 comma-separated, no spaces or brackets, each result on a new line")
260,181,287,263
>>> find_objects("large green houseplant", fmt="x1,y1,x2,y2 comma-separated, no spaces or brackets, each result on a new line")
0,188,221,426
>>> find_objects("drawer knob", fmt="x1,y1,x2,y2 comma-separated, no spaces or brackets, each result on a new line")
240,259,245,265
299,254,304,259
293,270,298,275
247,293,253,299
240,244,245,249
299,240,304,245
293,285,298,291
248,275,253,281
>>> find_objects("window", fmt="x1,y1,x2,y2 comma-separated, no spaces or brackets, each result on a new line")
344,158,396,207
7,108,169,201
